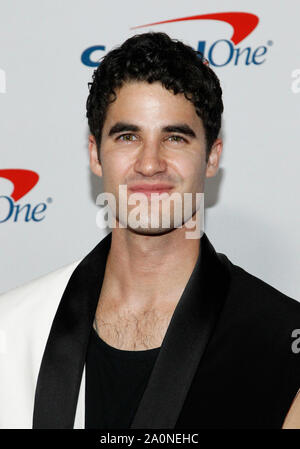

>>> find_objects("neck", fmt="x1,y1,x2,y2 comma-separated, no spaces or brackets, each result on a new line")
100,225,200,311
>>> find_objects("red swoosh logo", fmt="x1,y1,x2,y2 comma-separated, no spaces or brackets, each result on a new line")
0,169,39,201
131,12,259,45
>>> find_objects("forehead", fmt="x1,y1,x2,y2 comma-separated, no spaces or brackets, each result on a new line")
103,81,203,132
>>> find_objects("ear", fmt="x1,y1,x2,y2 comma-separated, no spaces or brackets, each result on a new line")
88,135,102,177
205,138,223,178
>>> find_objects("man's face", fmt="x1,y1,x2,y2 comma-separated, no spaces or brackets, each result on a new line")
89,81,222,235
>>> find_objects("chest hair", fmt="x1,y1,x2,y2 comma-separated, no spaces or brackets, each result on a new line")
94,306,175,351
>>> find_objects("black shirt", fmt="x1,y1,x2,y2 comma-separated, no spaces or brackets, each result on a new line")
85,327,160,429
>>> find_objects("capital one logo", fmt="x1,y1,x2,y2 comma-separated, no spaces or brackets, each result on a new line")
81,11,271,68
0,169,50,223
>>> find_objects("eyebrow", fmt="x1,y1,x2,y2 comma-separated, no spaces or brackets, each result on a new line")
108,122,140,136
162,124,196,138
108,122,197,138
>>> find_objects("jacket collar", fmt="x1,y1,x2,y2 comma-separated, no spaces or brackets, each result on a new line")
33,231,231,429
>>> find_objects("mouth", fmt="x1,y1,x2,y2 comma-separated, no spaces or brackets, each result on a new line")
128,184,174,197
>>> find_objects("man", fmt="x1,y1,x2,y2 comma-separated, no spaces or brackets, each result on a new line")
0,32,300,429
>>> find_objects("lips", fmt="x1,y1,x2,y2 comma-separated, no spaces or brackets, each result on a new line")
128,184,174,196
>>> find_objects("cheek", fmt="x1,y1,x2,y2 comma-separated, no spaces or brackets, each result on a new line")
101,153,131,188
173,152,205,185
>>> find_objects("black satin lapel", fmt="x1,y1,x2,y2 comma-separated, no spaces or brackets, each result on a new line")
33,232,112,429
130,233,231,429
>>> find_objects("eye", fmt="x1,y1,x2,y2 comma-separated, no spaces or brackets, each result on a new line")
117,134,138,142
167,135,187,143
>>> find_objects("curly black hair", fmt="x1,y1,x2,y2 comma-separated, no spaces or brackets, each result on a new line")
86,32,223,162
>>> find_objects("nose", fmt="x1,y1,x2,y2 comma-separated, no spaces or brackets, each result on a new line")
133,140,167,177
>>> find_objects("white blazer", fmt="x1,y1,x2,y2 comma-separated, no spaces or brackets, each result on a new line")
0,261,85,429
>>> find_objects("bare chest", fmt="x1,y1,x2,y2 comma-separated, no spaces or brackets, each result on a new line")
94,304,175,351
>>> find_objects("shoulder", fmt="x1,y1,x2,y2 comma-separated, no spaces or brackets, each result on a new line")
0,260,82,325
218,253,300,311
217,253,300,339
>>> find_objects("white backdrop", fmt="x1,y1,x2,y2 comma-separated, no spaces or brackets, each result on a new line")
0,0,299,299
